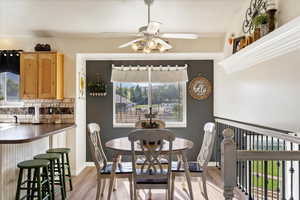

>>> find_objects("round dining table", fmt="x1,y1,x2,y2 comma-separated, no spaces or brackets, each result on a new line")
105,137,195,200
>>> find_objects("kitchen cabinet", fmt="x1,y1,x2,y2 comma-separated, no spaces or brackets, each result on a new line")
20,52,64,99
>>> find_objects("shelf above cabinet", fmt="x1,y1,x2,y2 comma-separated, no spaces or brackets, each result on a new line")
219,16,300,74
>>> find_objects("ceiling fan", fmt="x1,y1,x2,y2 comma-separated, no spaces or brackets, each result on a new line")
118,0,199,53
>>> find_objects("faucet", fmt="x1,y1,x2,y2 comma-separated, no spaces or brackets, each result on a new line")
32,105,40,124
13,115,18,124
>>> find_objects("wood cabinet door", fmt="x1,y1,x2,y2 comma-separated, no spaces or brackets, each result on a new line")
38,54,56,99
20,54,38,99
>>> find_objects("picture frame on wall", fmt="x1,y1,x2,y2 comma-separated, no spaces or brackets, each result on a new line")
232,36,246,54
78,71,86,99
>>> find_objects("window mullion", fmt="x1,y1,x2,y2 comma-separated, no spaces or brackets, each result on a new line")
4,73,7,103
148,82,152,108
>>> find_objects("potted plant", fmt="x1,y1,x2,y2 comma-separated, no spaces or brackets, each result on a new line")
253,13,269,38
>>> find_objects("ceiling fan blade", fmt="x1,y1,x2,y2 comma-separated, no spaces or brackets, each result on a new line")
146,21,161,35
160,33,199,39
98,32,139,38
154,38,172,49
118,38,144,48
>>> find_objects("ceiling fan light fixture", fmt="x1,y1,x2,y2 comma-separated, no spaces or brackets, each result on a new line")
131,43,139,51
147,39,157,49
143,47,151,54
158,45,166,52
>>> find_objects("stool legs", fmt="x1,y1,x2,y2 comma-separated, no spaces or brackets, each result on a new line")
61,153,67,194
15,168,24,200
26,169,32,200
36,169,42,200
49,160,55,200
55,158,66,199
65,153,73,191
44,167,52,200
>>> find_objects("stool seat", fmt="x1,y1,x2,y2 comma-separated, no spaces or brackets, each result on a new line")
34,153,61,160
47,148,71,154
17,159,50,169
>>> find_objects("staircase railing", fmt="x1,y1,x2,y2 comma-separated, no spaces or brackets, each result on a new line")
215,118,300,200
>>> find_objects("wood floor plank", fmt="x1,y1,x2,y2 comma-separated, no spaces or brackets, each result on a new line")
66,167,243,200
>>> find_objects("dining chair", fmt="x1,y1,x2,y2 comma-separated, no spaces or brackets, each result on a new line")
128,129,175,200
171,122,216,200
87,123,133,200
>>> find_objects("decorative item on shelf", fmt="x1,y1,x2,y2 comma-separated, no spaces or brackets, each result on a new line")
243,0,267,34
253,28,261,41
34,44,51,51
188,74,212,100
78,71,86,99
266,0,277,33
246,35,254,46
87,73,107,97
253,13,269,37
228,34,235,45
232,36,246,54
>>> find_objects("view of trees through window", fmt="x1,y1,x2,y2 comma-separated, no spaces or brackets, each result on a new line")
114,82,186,126
0,72,20,103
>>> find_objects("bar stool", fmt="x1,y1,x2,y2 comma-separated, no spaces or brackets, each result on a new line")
16,159,52,200
47,148,73,193
34,153,66,200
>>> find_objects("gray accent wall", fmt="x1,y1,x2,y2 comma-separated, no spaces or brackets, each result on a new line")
86,60,214,161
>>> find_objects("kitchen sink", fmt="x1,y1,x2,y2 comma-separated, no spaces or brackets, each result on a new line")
0,123,16,131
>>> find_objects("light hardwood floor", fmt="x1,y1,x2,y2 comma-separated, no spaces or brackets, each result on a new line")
67,167,243,200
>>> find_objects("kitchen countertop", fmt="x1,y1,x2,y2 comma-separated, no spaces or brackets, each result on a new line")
0,123,76,144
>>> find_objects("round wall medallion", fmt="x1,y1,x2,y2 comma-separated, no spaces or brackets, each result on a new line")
188,76,212,100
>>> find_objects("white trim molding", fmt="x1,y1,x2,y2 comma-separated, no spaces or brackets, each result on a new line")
219,16,300,74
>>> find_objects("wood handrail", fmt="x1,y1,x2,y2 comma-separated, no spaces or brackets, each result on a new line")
237,150,300,161
215,118,300,144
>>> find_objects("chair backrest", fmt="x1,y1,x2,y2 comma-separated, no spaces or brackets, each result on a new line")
135,120,166,129
197,122,216,168
128,129,175,180
87,123,108,171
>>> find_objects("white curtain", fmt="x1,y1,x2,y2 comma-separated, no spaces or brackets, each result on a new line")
111,65,188,83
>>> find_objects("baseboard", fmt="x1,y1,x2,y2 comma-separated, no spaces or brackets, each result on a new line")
85,162,95,167
72,165,87,176
207,162,219,167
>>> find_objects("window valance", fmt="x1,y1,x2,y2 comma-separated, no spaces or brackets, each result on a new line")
111,64,188,83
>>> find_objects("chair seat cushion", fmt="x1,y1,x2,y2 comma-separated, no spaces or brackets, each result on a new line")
172,161,203,173
136,157,168,165
136,178,168,185
100,162,132,174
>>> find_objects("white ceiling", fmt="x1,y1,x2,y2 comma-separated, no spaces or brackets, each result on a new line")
0,0,246,38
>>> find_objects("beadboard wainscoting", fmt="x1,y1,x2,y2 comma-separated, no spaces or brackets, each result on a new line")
0,137,49,200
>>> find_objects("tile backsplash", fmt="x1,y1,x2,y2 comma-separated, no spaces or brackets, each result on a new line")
0,98,74,124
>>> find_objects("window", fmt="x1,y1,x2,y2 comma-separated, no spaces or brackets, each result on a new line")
113,82,186,128
0,72,20,104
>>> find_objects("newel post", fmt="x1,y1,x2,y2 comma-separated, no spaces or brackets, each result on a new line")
221,128,236,200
